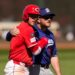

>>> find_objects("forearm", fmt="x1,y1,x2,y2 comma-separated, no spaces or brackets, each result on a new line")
29,37,48,55
1,27,19,41
1,31,12,41
1,31,9,40
51,56,62,75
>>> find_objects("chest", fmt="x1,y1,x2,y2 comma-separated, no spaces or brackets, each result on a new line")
36,30,54,46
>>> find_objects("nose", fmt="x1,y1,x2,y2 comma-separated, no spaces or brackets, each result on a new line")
48,18,52,22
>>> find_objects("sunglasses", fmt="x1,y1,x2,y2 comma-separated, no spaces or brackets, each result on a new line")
40,15,53,20
29,14,39,19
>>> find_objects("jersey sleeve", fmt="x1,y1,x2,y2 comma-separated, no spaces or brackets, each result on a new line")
1,31,12,41
19,26,37,48
6,32,13,41
51,34,57,57
51,41,57,57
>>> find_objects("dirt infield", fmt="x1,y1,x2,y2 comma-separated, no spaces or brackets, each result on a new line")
0,41,10,50
0,40,75,50
56,42,75,49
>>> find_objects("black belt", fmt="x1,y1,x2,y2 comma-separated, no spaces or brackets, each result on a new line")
40,64,49,69
34,63,49,69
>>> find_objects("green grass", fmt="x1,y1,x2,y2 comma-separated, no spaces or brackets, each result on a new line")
0,50,9,75
0,49,75,75
58,49,75,75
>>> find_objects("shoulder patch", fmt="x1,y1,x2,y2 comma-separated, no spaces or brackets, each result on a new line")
30,37,36,43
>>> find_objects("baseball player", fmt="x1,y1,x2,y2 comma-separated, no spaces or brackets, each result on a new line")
3,7,61,75
4,4,48,75
29,8,62,75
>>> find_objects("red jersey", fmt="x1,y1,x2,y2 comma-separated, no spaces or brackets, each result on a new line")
9,21,48,66
9,22,37,66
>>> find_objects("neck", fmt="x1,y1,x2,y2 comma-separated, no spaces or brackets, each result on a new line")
37,24,47,32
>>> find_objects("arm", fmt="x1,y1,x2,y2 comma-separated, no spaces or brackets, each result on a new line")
51,56,62,75
30,37,48,55
6,32,13,41
18,24,48,55
1,31,11,41
1,27,20,41
50,33,62,75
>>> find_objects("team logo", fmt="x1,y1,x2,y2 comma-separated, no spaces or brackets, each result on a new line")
30,33,36,43
33,8,39,13
47,39,54,47
45,8,50,13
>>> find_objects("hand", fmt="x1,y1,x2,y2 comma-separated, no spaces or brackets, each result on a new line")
10,27,20,36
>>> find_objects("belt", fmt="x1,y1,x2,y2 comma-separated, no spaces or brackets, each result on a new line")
40,64,49,69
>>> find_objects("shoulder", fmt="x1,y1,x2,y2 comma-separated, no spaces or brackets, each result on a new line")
18,22,28,28
50,31,54,36
33,25,39,32
47,29,55,39
18,22,34,32
47,29,54,36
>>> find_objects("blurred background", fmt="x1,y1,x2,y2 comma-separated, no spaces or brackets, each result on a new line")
0,0,75,75
0,0,75,42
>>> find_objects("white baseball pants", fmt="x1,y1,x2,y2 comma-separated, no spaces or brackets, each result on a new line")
4,60,29,75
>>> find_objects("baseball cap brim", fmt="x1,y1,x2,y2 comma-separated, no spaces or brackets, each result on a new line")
42,13,55,17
